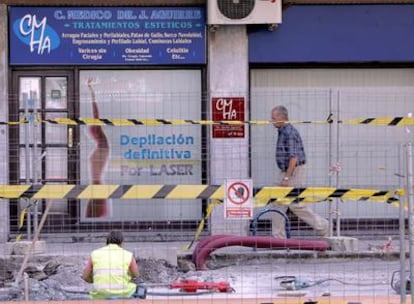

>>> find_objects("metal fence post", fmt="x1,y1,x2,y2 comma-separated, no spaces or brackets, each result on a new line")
23,93,31,240
406,141,414,303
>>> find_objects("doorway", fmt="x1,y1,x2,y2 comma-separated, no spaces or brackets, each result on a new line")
9,70,78,234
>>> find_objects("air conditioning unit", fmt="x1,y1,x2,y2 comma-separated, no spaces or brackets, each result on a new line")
208,0,282,25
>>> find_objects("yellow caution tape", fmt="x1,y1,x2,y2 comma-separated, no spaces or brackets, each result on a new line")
9,184,403,245
253,187,401,207
1,115,414,126
340,117,414,126
18,208,27,230
0,184,401,203
41,118,331,126
183,199,222,251
0,185,32,199
16,198,32,242
0,117,28,126
183,186,403,250
16,209,27,243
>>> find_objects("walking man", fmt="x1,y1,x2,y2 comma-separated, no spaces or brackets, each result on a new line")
271,105,329,238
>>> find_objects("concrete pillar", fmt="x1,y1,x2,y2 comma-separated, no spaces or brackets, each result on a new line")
0,4,10,243
208,26,250,235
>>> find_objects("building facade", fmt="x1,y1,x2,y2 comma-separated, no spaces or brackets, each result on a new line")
1,0,413,242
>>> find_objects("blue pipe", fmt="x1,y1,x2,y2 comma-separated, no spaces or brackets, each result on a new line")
251,207,291,243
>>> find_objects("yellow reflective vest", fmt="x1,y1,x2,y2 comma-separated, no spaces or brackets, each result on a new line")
90,244,136,299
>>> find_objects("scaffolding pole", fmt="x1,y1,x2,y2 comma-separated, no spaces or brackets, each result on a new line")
406,141,414,303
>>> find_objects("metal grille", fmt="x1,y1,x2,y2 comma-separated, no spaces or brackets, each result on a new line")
217,0,255,19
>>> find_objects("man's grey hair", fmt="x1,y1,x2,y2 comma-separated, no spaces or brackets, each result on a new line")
272,105,289,120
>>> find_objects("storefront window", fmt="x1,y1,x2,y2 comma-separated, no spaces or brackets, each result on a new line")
79,70,202,221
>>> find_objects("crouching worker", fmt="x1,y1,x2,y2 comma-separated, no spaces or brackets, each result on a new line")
82,230,140,299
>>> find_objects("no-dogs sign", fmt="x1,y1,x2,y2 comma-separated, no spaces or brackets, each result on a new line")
224,179,253,219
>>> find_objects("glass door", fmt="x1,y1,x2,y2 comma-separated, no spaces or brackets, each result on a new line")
9,70,77,234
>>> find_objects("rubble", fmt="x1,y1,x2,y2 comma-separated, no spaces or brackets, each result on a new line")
0,256,182,301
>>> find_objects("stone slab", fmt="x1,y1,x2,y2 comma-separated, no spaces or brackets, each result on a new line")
6,241,47,255
326,236,359,252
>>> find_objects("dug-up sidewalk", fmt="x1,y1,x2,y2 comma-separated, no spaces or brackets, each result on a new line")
0,235,408,303
1,235,404,268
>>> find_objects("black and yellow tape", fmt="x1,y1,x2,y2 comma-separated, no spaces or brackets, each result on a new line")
16,207,27,242
41,118,332,126
0,184,402,203
182,186,403,250
340,117,414,126
253,187,402,207
16,198,38,242
182,198,222,251
0,117,29,126
7,184,402,245
0,184,223,200
0,117,326,126
1,116,413,126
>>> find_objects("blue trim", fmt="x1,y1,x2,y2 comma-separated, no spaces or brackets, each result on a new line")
249,5,414,63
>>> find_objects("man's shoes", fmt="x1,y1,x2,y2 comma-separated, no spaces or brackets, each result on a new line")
135,285,147,299
318,229,330,238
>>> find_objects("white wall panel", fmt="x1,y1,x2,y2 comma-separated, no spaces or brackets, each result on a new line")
251,68,414,219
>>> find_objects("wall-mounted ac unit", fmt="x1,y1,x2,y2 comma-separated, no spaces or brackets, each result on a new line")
208,0,282,25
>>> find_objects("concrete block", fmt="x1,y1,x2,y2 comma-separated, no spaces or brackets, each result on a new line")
135,245,178,266
7,241,47,255
326,236,358,252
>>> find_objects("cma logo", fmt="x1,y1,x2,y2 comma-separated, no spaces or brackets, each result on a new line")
13,14,60,54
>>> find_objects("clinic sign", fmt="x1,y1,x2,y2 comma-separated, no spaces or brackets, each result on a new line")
9,7,206,65
212,97,245,138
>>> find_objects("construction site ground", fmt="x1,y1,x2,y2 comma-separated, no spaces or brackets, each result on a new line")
0,233,411,304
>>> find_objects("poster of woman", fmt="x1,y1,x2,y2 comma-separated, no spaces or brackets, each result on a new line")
79,70,202,222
